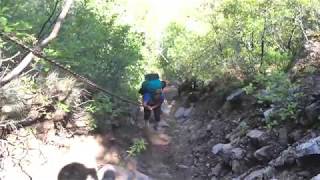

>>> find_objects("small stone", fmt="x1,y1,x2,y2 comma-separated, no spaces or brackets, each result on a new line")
174,107,185,119
74,120,87,127
226,89,245,102
211,163,224,176
247,129,264,139
183,106,194,118
289,130,303,143
254,145,274,161
212,143,232,155
177,164,189,169
158,120,169,128
278,127,288,145
211,177,219,180
212,144,224,154
231,160,247,174
247,129,269,146
263,108,274,119
231,148,246,160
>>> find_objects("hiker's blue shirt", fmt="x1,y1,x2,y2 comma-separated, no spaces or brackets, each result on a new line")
143,92,164,105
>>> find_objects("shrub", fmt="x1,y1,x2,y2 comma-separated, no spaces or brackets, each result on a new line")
127,138,147,157
249,72,303,126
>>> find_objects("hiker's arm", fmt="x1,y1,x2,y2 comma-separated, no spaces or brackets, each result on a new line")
143,101,152,110
150,102,162,110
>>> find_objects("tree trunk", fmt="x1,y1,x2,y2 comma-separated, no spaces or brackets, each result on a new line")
0,0,73,86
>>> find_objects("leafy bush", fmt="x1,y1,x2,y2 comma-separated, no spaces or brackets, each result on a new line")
127,138,147,157
253,72,303,125
243,83,255,95
57,101,70,113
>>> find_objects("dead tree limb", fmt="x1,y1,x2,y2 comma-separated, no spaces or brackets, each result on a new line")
0,0,73,86
1,51,21,62
37,0,61,40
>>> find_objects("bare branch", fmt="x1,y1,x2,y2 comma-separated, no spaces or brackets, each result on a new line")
0,0,73,86
1,51,21,62
37,0,61,39
0,65,10,81
39,0,73,47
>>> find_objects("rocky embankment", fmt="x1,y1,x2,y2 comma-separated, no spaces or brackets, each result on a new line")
170,35,320,180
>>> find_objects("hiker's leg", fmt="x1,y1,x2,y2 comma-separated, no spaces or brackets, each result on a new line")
153,106,161,122
153,105,161,130
144,107,151,127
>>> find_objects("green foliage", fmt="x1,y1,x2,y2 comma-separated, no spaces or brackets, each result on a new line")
1,0,145,100
127,138,147,157
20,76,38,93
91,94,113,115
48,1,144,96
87,116,98,130
254,72,300,105
243,83,255,95
57,101,71,113
84,103,96,113
253,72,303,126
83,93,115,130
160,0,320,82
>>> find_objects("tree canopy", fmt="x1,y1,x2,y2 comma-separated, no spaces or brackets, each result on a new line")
1,0,320,96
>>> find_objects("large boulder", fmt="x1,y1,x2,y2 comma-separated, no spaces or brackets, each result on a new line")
302,102,320,126
234,166,275,180
311,174,320,180
254,145,274,162
296,136,320,158
269,148,296,168
174,106,194,122
243,166,275,180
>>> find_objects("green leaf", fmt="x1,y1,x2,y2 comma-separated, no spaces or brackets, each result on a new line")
0,17,7,27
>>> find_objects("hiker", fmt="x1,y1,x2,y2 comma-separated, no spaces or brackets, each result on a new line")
139,73,166,130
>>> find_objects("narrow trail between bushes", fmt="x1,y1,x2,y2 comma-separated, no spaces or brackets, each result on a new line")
1,83,216,180
109,85,194,180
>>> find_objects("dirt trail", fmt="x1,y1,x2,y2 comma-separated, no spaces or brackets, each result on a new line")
0,85,196,180
133,86,188,180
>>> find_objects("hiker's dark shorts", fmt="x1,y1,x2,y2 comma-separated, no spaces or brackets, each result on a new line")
144,105,161,122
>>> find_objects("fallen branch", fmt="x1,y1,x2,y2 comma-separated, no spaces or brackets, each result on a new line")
0,116,44,136
1,51,21,62
0,65,9,81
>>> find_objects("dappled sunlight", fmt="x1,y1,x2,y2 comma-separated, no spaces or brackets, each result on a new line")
144,127,171,146
119,0,209,39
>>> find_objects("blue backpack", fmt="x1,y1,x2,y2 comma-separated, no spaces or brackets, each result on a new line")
139,74,163,95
